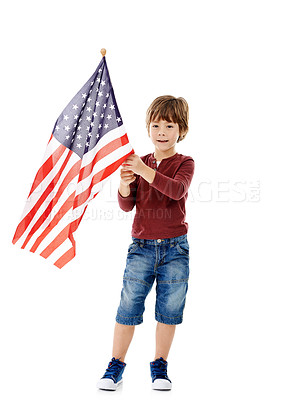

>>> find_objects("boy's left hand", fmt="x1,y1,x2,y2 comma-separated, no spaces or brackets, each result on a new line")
122,154,146,176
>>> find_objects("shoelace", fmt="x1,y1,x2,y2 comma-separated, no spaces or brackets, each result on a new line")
103,357,125,379
151,358,169,380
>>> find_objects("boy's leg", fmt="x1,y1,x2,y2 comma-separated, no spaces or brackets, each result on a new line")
112,322,135,362
154,322,176,360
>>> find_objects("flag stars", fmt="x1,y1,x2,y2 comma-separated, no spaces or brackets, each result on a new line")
76,143,82,148
100,113,104,118
103,104,107,109
101,80,106,86
82,93,87,99
74,114,79,120
107,114,112,120
96,134,100,138
64,115,69,120
110,104,115,110
65,135,70,140
93,112,97,117
104,123,109,129
64,125,70,131
72,104,78,110
96,101,100,107
77,134,82,139
96,77,101,82
87,107,92,112
98,91,103,97
116,117,121,123
86,116,91,121
106,93,109,98
55,125,60,131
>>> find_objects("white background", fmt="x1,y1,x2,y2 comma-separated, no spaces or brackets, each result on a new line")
1,0,284,399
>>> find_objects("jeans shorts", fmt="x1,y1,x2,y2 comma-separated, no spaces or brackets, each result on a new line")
115,234,190,326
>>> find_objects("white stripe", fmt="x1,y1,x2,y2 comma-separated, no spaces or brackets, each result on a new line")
81,124,127,167
42,135,61,163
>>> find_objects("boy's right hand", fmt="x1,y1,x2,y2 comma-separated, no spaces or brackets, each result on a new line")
120,167,136,187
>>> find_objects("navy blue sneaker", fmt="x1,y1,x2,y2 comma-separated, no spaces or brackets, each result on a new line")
97,357,126,391
150,357,172,390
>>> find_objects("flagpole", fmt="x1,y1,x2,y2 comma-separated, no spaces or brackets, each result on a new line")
101,48,106,57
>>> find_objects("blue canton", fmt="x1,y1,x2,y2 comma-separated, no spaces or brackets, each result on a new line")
52,57,123,159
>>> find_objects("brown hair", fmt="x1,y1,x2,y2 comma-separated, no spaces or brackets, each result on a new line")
146,95,189,142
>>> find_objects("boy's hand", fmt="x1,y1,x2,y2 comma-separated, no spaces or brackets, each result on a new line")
120,167,136,187
122,154,146,175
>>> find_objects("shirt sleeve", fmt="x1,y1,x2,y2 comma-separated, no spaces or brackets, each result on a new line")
117,175,138,212
149,158,195,201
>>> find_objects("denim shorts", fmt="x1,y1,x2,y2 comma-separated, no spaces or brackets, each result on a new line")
116,234,190,326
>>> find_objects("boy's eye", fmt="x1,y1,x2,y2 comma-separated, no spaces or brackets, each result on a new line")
152,124,174,128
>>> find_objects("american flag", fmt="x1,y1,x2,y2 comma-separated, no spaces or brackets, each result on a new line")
12,55,134,268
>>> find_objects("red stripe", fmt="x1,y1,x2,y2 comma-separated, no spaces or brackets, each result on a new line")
74,149,134,209
28,143,66,197
54,247,75,269
79,133,129,182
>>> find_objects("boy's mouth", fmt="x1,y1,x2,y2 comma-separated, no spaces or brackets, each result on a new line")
157,140,168,143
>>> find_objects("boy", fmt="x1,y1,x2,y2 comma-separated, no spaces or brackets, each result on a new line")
97,95,195,391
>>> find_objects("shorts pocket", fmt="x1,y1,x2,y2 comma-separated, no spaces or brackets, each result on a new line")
175,239,189,256
127,241,139,255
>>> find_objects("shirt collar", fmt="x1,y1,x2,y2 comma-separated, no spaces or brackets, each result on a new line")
150,152,179,163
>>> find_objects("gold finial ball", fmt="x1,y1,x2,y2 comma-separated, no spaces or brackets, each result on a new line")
100,48,106,57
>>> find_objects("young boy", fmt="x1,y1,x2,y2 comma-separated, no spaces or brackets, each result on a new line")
97,95,195,391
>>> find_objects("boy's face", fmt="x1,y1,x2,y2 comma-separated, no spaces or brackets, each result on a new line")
149,119,180,153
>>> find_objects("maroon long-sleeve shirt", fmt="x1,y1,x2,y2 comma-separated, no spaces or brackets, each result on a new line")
117,152,195,239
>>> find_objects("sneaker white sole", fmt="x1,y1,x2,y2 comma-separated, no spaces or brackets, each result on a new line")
152,379,172,390
97,378,123,391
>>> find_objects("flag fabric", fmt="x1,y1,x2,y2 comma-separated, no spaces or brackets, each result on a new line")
12,56,134,269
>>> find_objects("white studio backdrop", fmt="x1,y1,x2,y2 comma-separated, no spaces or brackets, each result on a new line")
1,0,284,399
